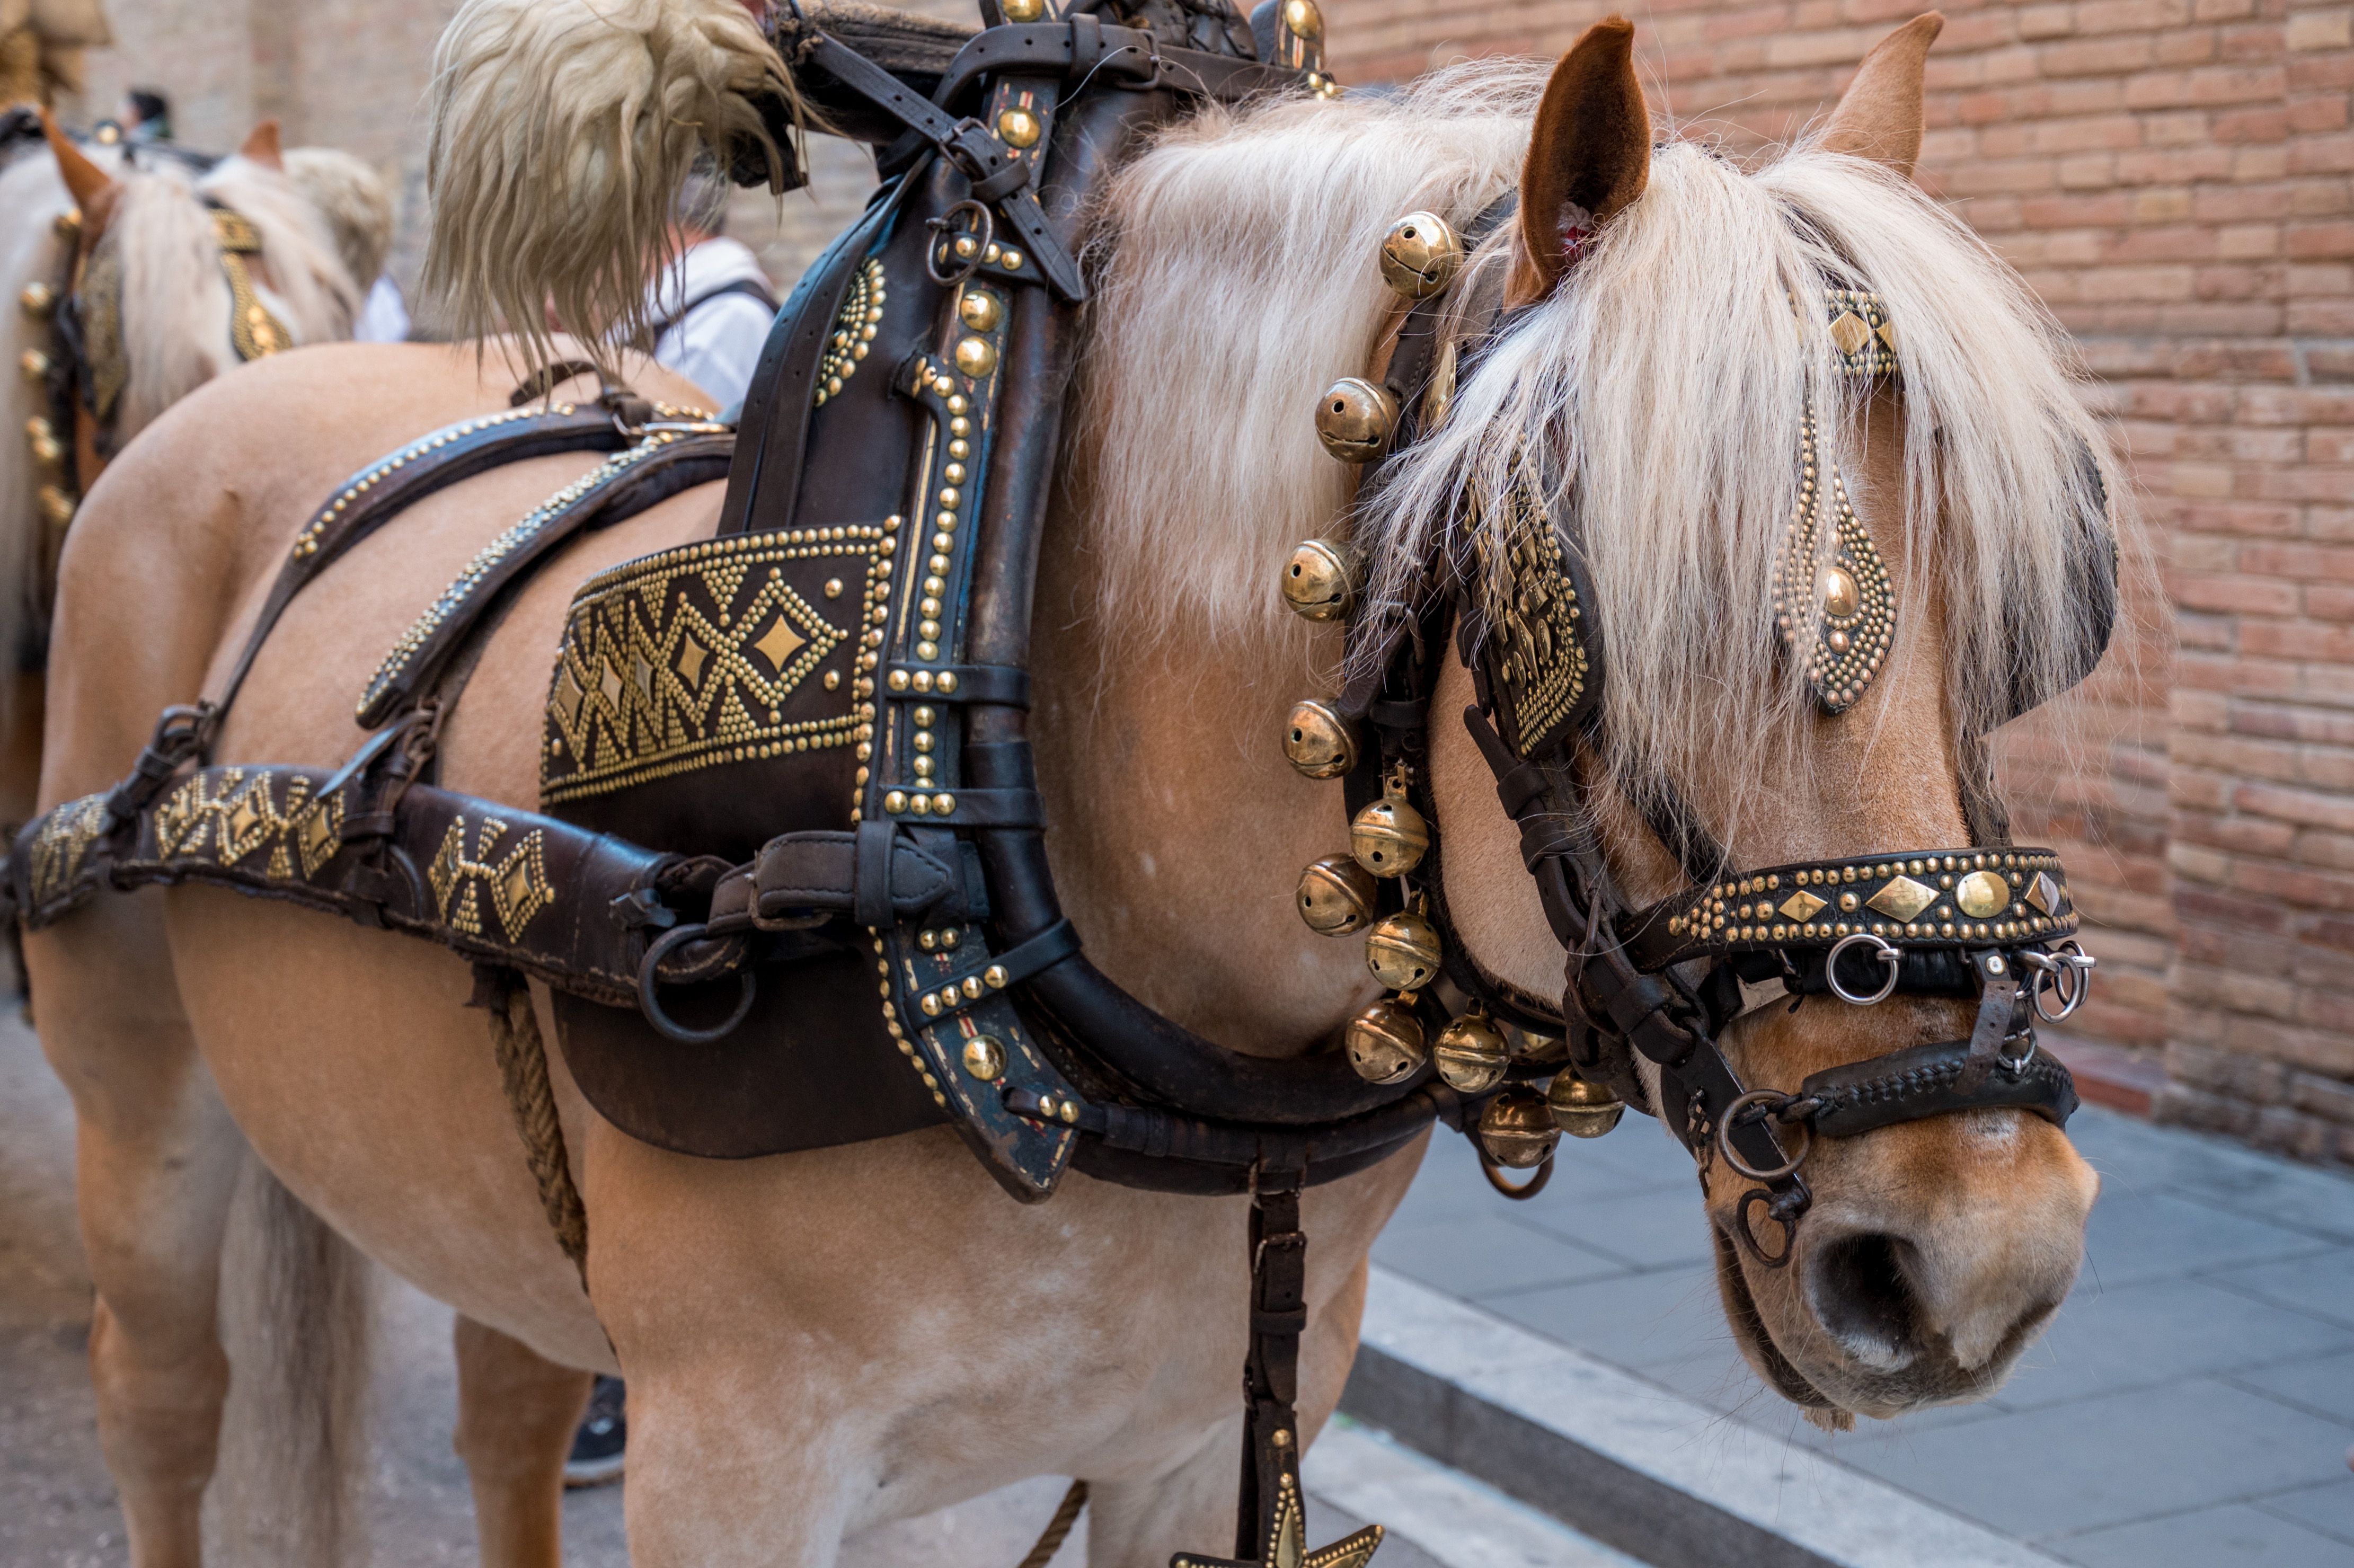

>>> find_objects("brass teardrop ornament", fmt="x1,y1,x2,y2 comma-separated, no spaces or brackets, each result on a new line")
1296,854,1378,936
1364,909,1442,993
1349,776,1428,878
1314,377,1397,463
1479,1088,1560,1169
1432,1011,1509,1093
1279,538,1355,622
1547,1074,1624,1139
1283,699,1357,778
1378,210,1464,299
1346,997,1427,1084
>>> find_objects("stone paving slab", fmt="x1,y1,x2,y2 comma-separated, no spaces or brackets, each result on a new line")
1364,1105,2354,1565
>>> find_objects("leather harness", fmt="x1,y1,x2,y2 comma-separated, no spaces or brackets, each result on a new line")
4,2,2118,1554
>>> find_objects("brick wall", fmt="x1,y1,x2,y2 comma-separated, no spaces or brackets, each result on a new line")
66,0,2354,1166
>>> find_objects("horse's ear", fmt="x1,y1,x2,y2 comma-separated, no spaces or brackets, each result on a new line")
38,109,119,244
1819,13,1944,178
238,118,284,170
1512,17,1651,304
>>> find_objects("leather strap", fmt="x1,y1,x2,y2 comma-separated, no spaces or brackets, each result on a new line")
915,917,1080,1023
927,788,1045,827
701,829,976,926
1237,1170,1305,1561
887,662,1032,705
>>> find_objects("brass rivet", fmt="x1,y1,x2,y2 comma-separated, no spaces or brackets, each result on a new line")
962,1035,1006,1080
997,107,1042,149
954,337,997,378
959,289,1004,332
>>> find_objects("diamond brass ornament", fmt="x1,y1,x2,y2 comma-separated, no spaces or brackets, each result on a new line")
1349,777,1427,877
1314,377,1397,463
1345,998,1426,1085
1865,875,1937,923
1477,1088,1559,1168
2027,871,2060,915
1778,888,1827,924
1172,1472,1382,1568
1547,1074,1624,1139
1279,538,1355,622
1296,854,1377,935
1432,1012,1509,1093
1283,699,1357,778
1773,410,1893,714
1378,210,1463,299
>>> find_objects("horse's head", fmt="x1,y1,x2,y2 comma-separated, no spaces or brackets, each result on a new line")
1359,15,2113,1423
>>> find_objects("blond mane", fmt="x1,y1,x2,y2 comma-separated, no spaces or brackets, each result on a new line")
1075,62,2121,830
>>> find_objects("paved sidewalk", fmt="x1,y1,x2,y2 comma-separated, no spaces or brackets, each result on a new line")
1372,1102,2354,1566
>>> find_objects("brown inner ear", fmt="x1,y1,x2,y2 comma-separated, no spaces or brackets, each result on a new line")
1514,17,1652,303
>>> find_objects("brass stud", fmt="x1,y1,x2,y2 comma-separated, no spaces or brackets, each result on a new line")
1547,1074,1625,1139
1282,0,1323,37
19,348,50,382
1364,909,1442,992
962,1035,1005,1080
1296,855,1378,935
884,790,908,813
1432,1012,1509,1094
19,281,56,318
953,335,997,379
1002,0,1043,17
1345,997,1427,1085
997,107,1042,149
52,208,80,241
1282,698,1357,778
984,963,1008,988
958,289,1004,332
1313,377,1397,463
1279,538,1355,622
1378,210,1464,299
1479,1089,1560,1169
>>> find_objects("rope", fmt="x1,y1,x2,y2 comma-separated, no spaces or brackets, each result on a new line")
479,966,590,1290
1015,1480,1087,1568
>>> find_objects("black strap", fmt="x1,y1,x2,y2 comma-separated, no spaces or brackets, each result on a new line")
644,275,783,342
802,32,1087,302
911,917,1081,1023
928,788,1045,827
1237,1171,1306,1560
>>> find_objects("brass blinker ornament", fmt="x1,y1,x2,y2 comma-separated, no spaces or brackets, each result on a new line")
1547,1073,1625,1139
1349,769,1427,878
1432,1010,1509,1094
1279,538,1355,622
1774,413,1893,713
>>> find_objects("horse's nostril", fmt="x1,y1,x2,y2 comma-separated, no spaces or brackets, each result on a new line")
1805,1232,1922,1370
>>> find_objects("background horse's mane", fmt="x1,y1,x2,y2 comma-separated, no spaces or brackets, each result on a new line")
1078,63,2120,834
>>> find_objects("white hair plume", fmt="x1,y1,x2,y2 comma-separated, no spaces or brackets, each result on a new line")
422,0,798,374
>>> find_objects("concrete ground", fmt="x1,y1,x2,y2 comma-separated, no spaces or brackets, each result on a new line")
1374,1087,2354,1566
0,1007,1623,1567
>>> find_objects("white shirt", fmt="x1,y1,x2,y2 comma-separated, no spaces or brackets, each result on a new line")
355,275,410,343
645,237,778,410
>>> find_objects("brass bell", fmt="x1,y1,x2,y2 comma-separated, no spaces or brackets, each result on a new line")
1314,377,1397,463
1479,1088,1560,1169
1284,699,1357,779
1547,1074,1625,1139
1346,997,1427,1084
1296,854,1377,936
52,208,80,241
1378,211,1465,300
20,281,56,318
1279,538,1354,622
1432,1011,1508,1093
1364,909,1441,993
1350,778,1428,878
20,348,50,382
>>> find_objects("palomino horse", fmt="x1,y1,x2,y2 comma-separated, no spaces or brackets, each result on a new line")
0,116,375,829
28,5,2113,1564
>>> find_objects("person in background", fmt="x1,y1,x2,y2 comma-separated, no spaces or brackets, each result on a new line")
120,86,168,141
640,160,778,411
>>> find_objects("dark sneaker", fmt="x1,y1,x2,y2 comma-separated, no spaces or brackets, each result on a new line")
563,1375,626,1489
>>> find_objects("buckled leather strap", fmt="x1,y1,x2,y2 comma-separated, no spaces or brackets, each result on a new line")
739,830,964,922
886,662,1031,705
854,818,898,928
928,789,1045,827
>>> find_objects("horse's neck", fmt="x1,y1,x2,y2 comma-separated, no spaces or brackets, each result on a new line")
1029,557,1373,1058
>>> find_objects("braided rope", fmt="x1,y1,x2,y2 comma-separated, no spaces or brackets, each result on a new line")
484,972,591,1289
1015,1481,1088,1568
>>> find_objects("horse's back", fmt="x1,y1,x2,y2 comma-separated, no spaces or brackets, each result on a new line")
43,340,728,814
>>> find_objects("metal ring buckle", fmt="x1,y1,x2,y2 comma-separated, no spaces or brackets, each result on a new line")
1826,931,1901,1006
635,923,758,1045
925,200,995,286
1716,1089,1812,1182
1476,1144,1555,1201
2022,941,2095,1022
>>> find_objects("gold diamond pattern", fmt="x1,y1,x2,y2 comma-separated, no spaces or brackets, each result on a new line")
1866,875,1937,922
675,633,707,688
1778,889,1827,923
1828,310,1871,356
427,816,553,941
753,615,807,672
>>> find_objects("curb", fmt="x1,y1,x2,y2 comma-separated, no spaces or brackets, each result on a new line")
1340,1268,2069,1568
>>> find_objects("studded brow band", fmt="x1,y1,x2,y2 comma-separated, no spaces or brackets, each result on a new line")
1661,847,2076,956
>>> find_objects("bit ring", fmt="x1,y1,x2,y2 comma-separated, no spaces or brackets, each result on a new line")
1716,1089,1813,1182
636,923,758,1045
1826,932,1901,1006
1733,1188,1799,1269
